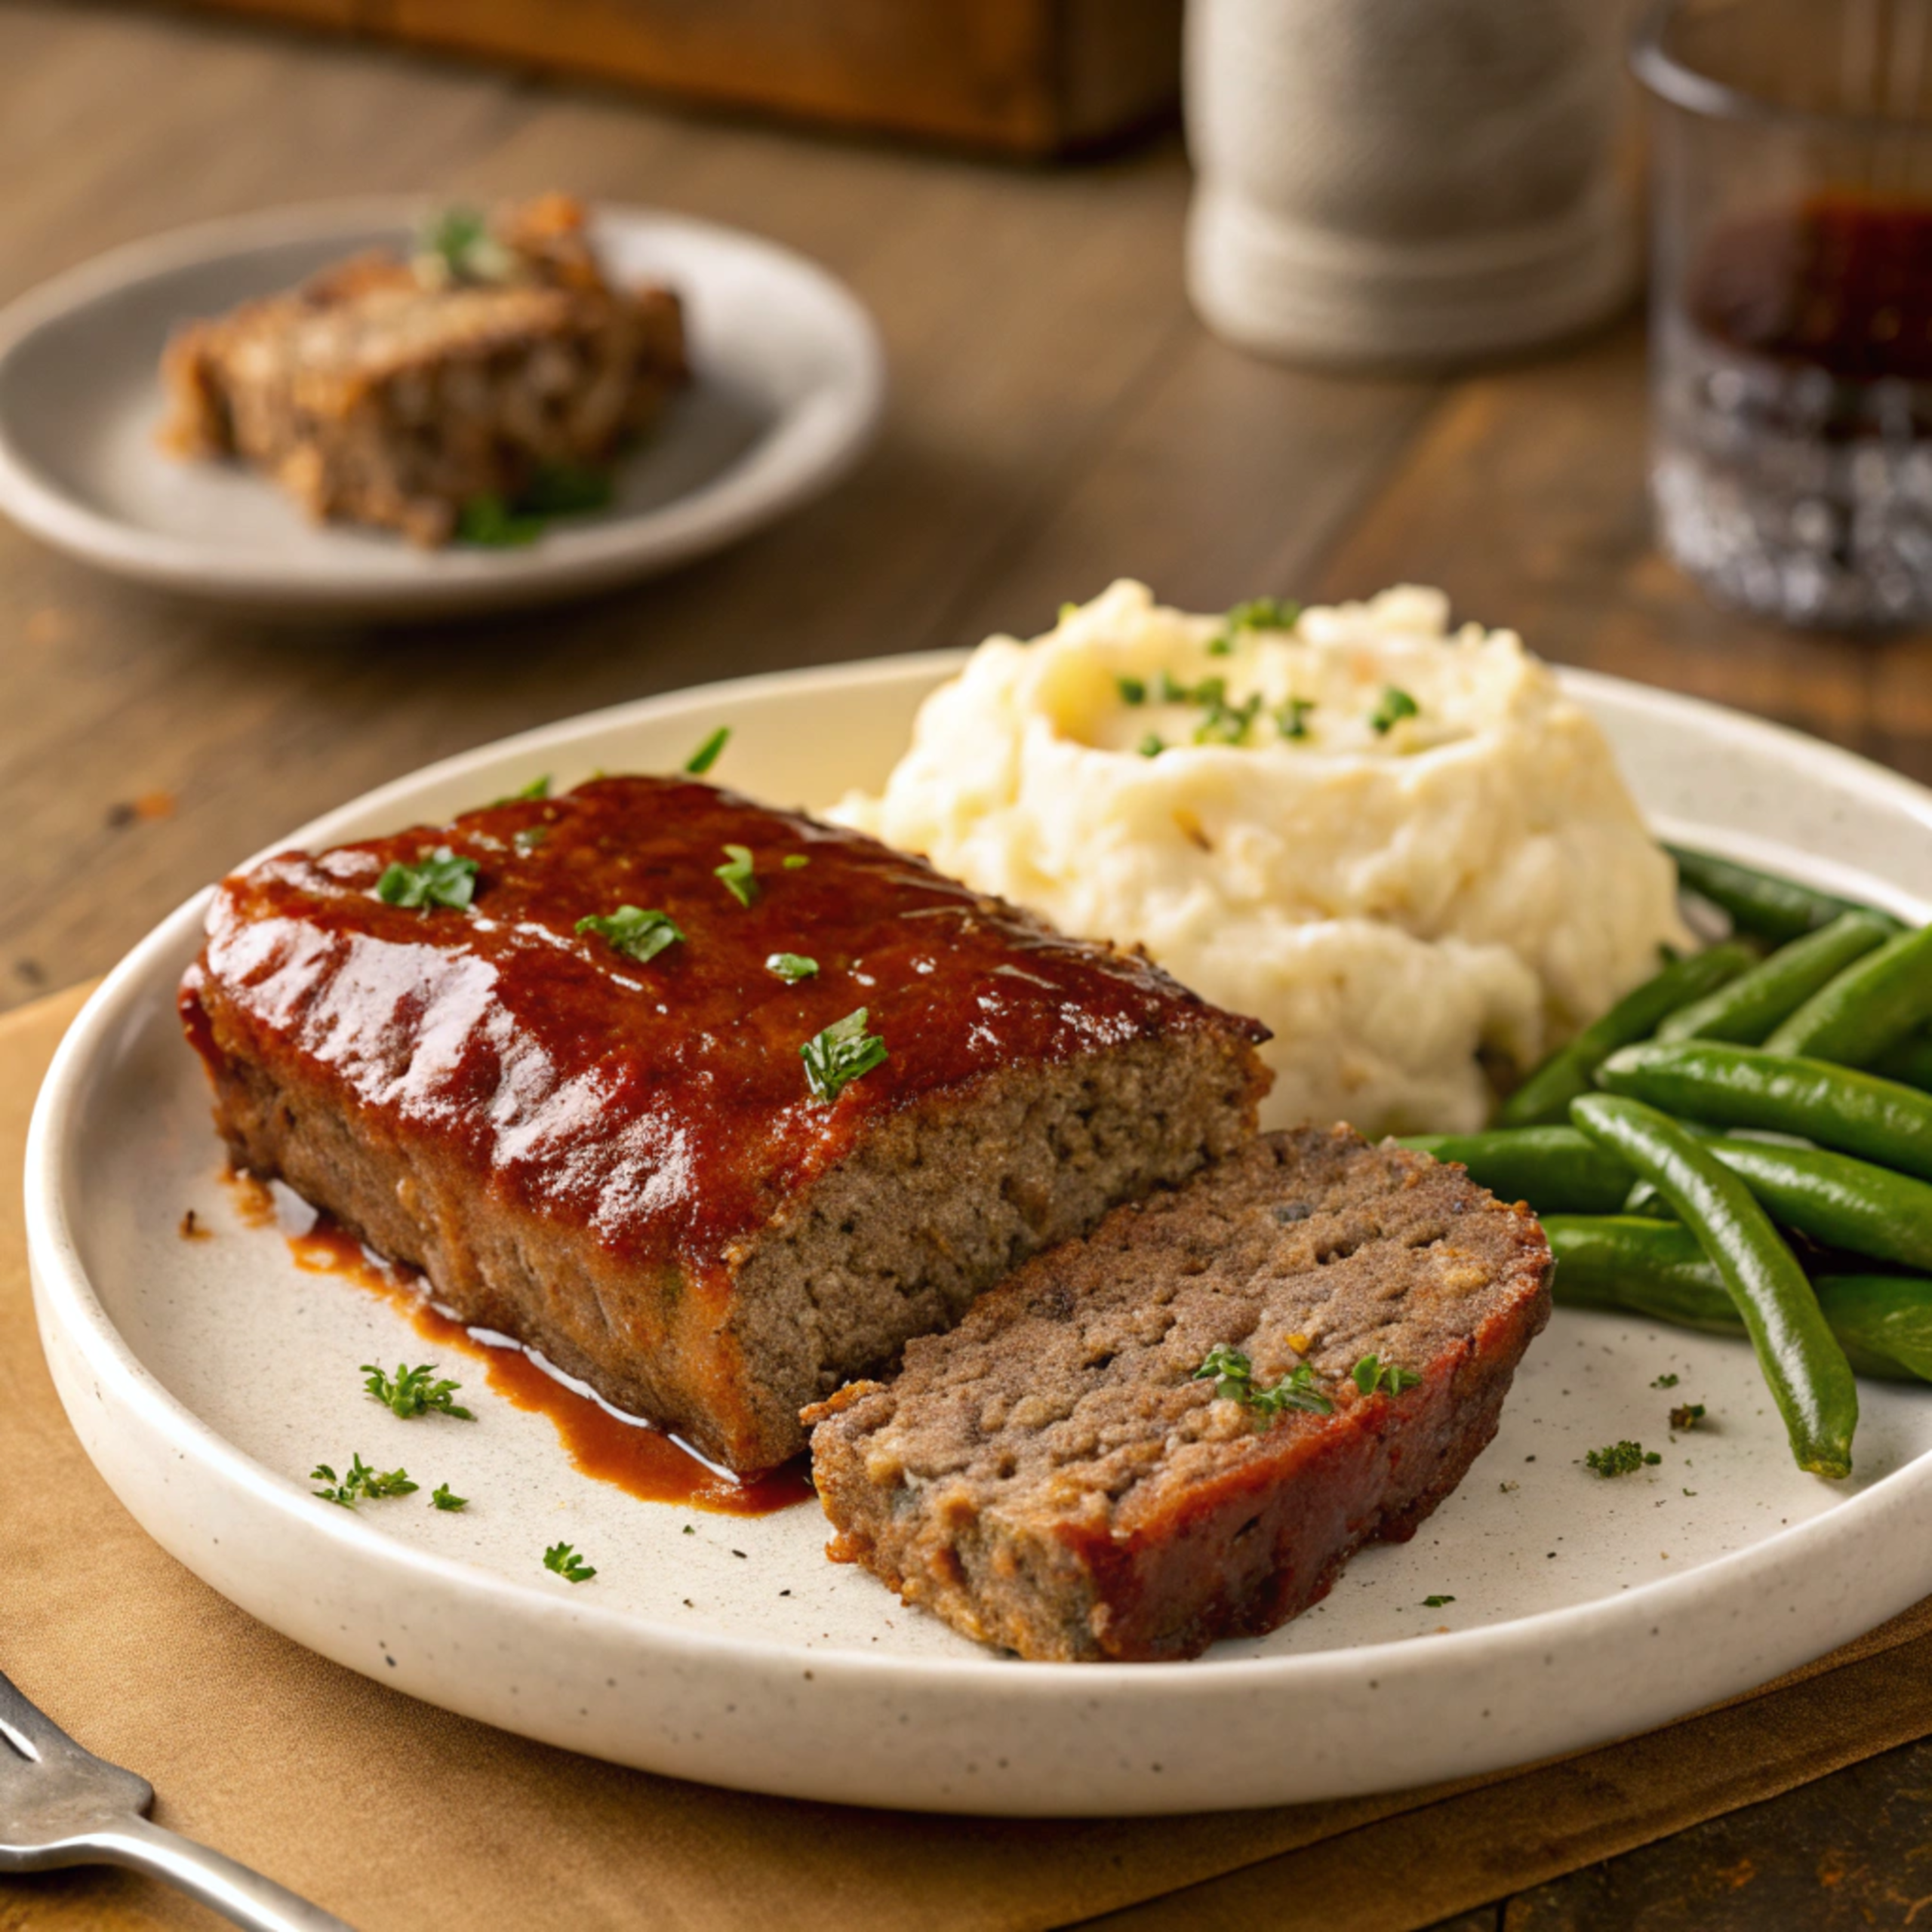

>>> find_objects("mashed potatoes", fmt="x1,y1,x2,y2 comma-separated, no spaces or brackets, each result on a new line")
835,580,1688,1136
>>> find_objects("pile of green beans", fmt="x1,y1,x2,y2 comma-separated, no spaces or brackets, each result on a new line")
1403,850,1932,1480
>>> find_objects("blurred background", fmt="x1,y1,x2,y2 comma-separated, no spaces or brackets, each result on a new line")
2,0,1928,1024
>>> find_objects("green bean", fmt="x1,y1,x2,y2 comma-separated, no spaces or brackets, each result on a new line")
1814,1275,1932,1383
1543,1215,1734,1327
1657,912,1895,1044
1571,1095,1857,1477
1543,1216,1932,1383
1875,1029,1932,1092
1497,940,1758,1128
1694,1135,1932,1272
1666,845,1903,943
1399,1127,1639,1214
1764,924,1932,1066
1595,1040,1932,1182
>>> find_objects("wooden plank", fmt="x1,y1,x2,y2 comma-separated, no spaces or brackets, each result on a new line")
1308,318,1932,785
1500,1731,1932,1928
181,0,1182,156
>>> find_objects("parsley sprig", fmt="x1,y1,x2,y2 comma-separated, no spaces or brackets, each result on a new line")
312,1455,419,1509
577,905,685,963
1193,1344,1334,1417
1352,1354,1423,1398
375,847,478,912
416,205,517,286
767,952,818,983
431,1483,468,1512
801,1008,888,1103
361,1361,474,1421
456,468,614,548
716,844,757,907
544,1540,597,1583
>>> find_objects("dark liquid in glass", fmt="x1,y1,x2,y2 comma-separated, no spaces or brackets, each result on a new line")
1655,193,1932,626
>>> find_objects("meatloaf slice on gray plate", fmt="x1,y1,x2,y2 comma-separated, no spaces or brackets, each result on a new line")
804,1126,1551,1660
181,774,1269,1472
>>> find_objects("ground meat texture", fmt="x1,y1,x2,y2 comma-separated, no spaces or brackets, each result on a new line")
161,194,686,544
180,774,1269,1472
804,1128,1552,1661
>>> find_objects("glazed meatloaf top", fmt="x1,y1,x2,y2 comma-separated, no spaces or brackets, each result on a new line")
808,1128,1551,1656
182,772,1269,1317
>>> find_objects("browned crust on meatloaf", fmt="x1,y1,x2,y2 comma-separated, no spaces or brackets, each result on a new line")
160,193,686,544
804,1128,1552,1661
182,774,1270,1472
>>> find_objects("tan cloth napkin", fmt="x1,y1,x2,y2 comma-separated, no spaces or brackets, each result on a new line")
5,982,1931,1932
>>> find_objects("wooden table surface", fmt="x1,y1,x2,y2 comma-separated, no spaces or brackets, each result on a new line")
3,4,1929,1925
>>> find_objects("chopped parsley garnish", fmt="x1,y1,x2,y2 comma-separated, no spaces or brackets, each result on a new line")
1158,670,1191,705
801,1008,888,1103
1584,1441,1661,1478
715,844,757,907
1193,1344,1334,1417
1352,1354,1423,1398
767,952,819,982
1369,686,1421,734
1194,691,1263,746
497,774,551,804
455,494,543,547
1117,675,1148,706
1276,697,1315,740
576,906,684,962
1652,1372,1680,1389
782,854,810,870
521,465,614,517
311,1455,418,1509
416,205,515,286
1422,1594,1456,1608
1138,734,1165,758
375,847,478,912
361,1361,473,1421
1669,1403,1707,1431
685,727,730,775
543,1540,597,1583
431,1483,468,1512
1205,635,1232,657
513,825,549,853
1227,596,1300,632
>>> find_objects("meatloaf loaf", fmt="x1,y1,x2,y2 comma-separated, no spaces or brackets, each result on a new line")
805,1127,1551,1660
162,194,686,545
180,774,1269,1471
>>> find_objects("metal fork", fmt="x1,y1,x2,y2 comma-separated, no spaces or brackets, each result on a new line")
0,1666,352,1930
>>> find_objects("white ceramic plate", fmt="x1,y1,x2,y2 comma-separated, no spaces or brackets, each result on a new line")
24,660,1932,1817
0,200,884,619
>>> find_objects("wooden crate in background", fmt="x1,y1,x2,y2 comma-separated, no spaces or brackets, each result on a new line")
174,0,1185,156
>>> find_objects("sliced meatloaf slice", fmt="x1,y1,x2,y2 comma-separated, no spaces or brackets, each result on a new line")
805,1128,1551,1661
181,774,1269,1472
161,194,686,544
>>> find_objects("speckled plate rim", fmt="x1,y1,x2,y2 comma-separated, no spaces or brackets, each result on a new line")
23,654,1932,1817
0,198,885,616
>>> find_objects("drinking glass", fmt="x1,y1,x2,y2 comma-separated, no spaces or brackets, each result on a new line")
1635,0,1932,627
